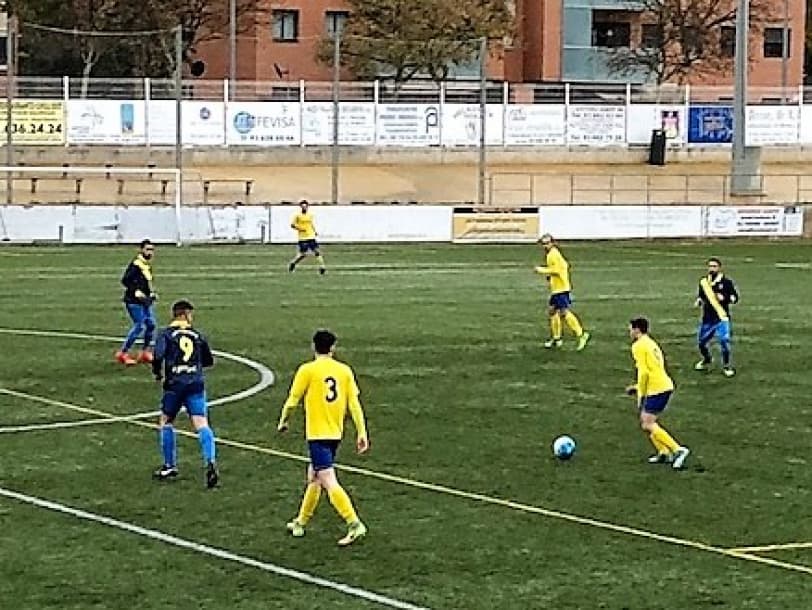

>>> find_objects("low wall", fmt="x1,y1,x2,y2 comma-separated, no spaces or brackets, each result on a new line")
0,204,803,244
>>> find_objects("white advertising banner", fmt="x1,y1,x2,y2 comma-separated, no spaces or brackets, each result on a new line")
800,105,812,143
67,100,147,144
567,105,626,146
504,105,566,146
705,206,803,236
0,206,74,241
376,104,440,146
269,205,452,243
746,106,800,146
180,206,269,242
441,104,504,146
301,102,376,146
626,105,686,145
226,102,301,146
540,206,703,239
147,100,226,146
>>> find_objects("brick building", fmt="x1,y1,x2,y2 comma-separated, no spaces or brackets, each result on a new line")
196,0,806,86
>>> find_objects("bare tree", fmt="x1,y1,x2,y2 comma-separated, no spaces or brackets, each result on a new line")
317,0,513,88
604,0,774,84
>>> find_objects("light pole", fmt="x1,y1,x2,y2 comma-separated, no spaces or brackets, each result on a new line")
781,0,789,103
730,0,761,194
229,0,236,99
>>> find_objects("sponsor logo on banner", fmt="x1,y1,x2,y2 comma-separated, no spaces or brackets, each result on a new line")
68,100,146,144
147,100,226,146
0,101,65,145
504,105,566,146
706,206,803,236
226,102,300,145
688,106,733,144
441,104,504,146
301,102,376,145
452,210,540,243
376,104,440,146
567,105,625,146
626,105,685,145
746,106,799,146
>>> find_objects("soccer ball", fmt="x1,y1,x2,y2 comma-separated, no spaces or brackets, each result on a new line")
552,435,576,460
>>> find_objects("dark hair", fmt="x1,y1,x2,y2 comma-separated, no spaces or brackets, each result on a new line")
708,257,722,266
313,329,336,354
299,199,309,206
630,317,649,334
172,300,195,317
140,239,153,249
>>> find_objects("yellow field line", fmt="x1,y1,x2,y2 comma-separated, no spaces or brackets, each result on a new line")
2,387,811,578
728,542,812,553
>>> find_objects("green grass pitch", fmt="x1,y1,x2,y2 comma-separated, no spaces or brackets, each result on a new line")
0,241,810,609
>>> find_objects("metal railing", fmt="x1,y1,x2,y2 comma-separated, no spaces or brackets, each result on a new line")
488,172,812,206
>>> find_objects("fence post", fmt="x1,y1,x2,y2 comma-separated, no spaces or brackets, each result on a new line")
330,30,341,205
63,76,70,148
477,37,487,207
5,15,17,205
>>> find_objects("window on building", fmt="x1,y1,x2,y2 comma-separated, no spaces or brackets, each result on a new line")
0,37,6,67
592,22,630,48
325,10,349,38
720,26,735,58
683,26,703,56
272,9,299,42
763,27,790,58
640,24,661,50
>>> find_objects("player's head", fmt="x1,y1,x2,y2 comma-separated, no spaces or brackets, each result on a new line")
629,317,649,340
172,300,194,324
139,239,155,260
707,257,722,277
299,199,309,213
313,329,336,356
539,233,555,252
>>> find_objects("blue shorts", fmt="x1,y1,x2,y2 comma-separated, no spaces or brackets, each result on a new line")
641,391,672,414
308,439,340,471
549,292,572,310
698,320,731,345
298,239,319,254
161,384,208,420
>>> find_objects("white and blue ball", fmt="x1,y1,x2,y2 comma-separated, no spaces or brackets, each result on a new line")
552,435,576,460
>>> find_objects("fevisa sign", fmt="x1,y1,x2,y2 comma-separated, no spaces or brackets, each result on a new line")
226,102,301,146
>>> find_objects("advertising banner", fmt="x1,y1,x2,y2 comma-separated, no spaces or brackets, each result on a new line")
146,100,226,146
301,102,376,146
67,100,146,144
566,105,625,146
452,209,539,243
0,101,65,145
441,104,504,146
540,206,703,239
705,206,804,236
226,102,301,146
376,104,440,146
504,105,566,146
626,105,686,145
746,106,799,146
688,106,733,144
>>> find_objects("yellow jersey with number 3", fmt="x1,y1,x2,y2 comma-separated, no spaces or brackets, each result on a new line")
292,212,317,240
631,335,674,397
281,356,367,441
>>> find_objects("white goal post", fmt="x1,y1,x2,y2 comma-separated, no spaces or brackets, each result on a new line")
0,166,183,245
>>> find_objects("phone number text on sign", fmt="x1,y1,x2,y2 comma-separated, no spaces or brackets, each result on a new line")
0,101,65,145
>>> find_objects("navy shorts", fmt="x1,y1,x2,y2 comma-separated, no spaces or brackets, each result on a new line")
308,439,340,471
698,320,731,345
161,384,208,420
549,291,572,310
641,391,672,415
298,239,319,254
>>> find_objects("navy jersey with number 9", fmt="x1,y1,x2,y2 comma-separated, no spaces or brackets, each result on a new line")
152,321,214,390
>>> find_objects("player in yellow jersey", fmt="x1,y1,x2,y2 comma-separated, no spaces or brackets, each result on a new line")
626,318,690,469
288,200,327,275
278,330,369,546
534,234,590,350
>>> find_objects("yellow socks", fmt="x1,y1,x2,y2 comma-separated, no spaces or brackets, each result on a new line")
296,482,322,525
316,255,326,269
651,423,680,453
649,433,669,454
550,314,562,340
327,485,359,525
564,311,584,337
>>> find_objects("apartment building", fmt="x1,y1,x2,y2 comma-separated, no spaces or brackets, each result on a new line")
196,0,805,86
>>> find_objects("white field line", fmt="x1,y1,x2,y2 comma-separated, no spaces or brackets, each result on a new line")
0,327,274,432
3,387,812,579
0,486,427,610
727,542,812,553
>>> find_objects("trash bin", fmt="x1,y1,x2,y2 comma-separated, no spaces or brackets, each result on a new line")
649,129,667,166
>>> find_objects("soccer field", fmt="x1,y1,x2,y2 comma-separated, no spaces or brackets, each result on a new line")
0,241,810,609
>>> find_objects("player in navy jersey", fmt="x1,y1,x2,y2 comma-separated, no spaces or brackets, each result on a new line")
151,300,218,488
695,258,739,377
116,239,157,366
